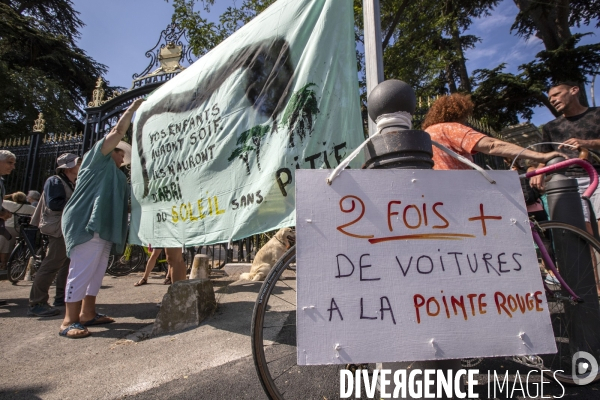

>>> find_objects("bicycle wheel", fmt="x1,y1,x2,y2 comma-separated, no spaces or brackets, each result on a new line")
251,245,378,399
6,242,31,283
536,221,600,384
106,244,145,277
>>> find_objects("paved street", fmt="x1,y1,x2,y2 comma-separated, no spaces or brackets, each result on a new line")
1,269,600,399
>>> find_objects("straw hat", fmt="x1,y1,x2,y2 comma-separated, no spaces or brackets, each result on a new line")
115,142,132,166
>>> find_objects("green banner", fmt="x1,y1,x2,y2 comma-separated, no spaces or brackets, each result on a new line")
130,0,364,247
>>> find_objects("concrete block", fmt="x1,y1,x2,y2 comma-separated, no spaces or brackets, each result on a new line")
152,278,216,337
189,254,210,280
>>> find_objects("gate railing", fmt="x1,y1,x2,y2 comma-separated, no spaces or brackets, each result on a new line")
1,131,84,195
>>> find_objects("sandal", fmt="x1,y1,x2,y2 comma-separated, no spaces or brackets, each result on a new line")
59,322,90,339
134,278,148,287
163,276,172,285
82,313,115,326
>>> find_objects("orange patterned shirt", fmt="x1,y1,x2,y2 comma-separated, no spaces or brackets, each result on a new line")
424,122,487,170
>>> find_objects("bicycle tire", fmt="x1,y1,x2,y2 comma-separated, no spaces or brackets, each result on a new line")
6,242,31,283
535,221,600,385
251,245,378,399
106,244,145,277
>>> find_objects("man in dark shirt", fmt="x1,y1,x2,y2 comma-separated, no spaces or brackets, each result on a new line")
532,82,600,297
28,153,80,317
531,82,600,227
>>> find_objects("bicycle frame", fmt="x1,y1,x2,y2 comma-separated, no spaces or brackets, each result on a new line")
522,156,600,303
531,222,582,302
520,157,599,199
14,214,38,256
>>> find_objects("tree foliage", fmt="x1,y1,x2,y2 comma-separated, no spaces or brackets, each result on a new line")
471,0,600,127
168,0,276,57
169,0,600,131
0,0,107,140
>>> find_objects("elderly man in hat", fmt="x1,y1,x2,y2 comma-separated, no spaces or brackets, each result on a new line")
0,150,17,238
28,153,81,316
59,98,143,338
0,150,16,306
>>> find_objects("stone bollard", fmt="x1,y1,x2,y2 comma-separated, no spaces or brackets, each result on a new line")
189,254,210,280
151,279,216,337
24,256,35,281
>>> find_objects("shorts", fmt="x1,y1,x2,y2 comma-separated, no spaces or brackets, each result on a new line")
576,177,600,222
65,233,112,302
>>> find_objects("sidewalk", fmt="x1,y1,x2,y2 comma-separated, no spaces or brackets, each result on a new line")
0,266,262,399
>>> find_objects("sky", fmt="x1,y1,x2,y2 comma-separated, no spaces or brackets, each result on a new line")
72,0,600,128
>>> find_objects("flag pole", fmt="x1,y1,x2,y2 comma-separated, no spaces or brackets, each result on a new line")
362,0,384,136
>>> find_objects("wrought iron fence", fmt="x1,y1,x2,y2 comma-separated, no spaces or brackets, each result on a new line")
1,137,29,195
190,229,278,269
1,133,84,195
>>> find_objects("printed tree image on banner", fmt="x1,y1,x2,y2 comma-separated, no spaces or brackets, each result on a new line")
130,0,364,247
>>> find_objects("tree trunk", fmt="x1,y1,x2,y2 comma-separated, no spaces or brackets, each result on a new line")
578,82,590,108
450,21,471,93
445,64,458,93
512,0,572,51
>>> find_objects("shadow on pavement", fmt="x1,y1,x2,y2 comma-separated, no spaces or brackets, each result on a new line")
0,385,48,400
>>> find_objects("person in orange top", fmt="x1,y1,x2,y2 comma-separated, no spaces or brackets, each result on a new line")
422,94,563,170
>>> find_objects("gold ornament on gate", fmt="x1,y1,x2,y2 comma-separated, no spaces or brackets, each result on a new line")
33,113,45,133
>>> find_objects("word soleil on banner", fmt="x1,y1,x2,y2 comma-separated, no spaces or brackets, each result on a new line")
129,0,364,247
296,169,556,365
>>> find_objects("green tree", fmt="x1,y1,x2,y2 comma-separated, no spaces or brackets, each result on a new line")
0,0,107,140
354,0,499,98
510,0,600,107
170,0,600,132
168,0,276,57
469,1,600,128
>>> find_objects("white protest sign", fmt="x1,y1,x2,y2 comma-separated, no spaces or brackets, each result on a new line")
296,169,556,365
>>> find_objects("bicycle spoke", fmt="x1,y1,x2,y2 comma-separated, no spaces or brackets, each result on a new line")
270,360,301,382
278,279,296,293
267,290,296,308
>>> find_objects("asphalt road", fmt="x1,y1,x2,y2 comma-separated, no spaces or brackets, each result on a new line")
2,268,600,399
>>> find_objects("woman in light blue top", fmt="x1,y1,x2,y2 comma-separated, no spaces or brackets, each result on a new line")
59,98,144,339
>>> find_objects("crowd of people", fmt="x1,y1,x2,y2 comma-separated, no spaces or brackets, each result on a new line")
0,80,598,333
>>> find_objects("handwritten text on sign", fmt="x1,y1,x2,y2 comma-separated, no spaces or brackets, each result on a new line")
295,170,556,365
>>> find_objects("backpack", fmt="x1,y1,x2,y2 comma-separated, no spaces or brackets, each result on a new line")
30,175,73,237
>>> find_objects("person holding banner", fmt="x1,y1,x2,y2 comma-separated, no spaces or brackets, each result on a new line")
58,98,144,339
422,94,564,169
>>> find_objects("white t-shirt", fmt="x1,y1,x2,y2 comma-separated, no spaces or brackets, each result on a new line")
2,200,35,229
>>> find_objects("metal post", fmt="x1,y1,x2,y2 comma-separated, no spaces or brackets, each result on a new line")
366,80,460,399
82,110,99,154
23,131,42,193
362,0,384,137
544,164,600,366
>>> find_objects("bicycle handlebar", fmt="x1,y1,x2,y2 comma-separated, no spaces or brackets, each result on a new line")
521,158,599,199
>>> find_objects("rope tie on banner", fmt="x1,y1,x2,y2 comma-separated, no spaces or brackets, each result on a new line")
326,111,412,185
